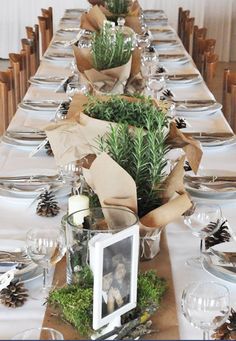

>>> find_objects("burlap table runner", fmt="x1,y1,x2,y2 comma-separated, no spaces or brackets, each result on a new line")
42,230,179,340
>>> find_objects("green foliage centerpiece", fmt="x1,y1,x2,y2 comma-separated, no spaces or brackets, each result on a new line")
73,22,134,94
83,95,170,217
103,0,132,16
91,22,132,71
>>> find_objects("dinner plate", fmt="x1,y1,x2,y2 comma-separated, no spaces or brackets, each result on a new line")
56,28,81,37
18,100,61,112
175,102,222,115
29,76,66,87
1,135,42,149
44,52,74,61
202,257,236,284
0,240,38,281
166,75,202,86
184,169,236,199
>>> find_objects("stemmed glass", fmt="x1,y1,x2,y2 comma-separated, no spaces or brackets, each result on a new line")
183,202,222,267
181,281,230,340
26,227,66,294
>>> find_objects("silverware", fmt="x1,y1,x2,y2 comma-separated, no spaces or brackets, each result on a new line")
0,174,62,183
152,39,177,44
167,74,200,80
209,248,236,264
159,54,185,59
174,99,216,105
184,132,235,141
22,100,62,108
184,174,236,183
6,130,46,140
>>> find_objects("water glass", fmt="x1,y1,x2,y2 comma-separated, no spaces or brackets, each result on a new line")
141,48,159,80
26,227,66,292
11,327,64,340
181,281,230,340
183,202,222,267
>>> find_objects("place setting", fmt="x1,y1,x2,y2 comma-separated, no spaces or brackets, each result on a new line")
184,168,236,200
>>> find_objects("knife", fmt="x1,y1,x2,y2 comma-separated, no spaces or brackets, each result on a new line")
167,74,200,80
184,132,235,140
152,39,177,44
0,174,62,183
174,99,216,105
184,174,236,183
159,54,185,59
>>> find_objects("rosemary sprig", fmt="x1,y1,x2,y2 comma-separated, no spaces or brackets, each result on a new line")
84,95,170,131
96,123,169,217
104,0,131,15
91,22,132,71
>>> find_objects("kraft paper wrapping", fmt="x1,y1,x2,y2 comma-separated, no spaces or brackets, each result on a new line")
44,116,114,166
80,5,106,32
42,230,180,340
83,153,192,230
73,44,135,94
167,122,203,174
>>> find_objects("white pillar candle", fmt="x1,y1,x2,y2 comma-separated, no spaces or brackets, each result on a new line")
68,194,90,225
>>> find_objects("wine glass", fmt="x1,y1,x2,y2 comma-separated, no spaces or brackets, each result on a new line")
147,74,166,99
141,47,159,81
181,281,230,340
26,227,66,293
183,202,222,267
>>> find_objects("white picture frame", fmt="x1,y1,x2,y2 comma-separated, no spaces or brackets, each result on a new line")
92,224,139,331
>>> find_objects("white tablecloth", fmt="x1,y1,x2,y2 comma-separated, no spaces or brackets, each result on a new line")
0,11,236,340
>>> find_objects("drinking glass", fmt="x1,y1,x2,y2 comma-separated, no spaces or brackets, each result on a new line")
147,74,166,99
11,327,64,340
183,202,222,267
181,281,230,340
141,48,159,80
26,227,66,292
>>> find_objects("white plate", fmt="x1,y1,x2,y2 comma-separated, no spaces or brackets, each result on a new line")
167,75,202,86
0,240,37,279
44,52,74,61
200,136,236,148
18,101,61,112
29,76,66,87
176,102,222,116
185,169,236,199
202,257,236,284
1,135,42,149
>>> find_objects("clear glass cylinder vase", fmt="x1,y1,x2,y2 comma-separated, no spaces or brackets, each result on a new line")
65,206,139,284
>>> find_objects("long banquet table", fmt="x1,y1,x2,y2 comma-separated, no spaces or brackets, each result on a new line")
0,7,236,340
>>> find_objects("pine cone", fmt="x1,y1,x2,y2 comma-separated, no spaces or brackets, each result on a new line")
36,190,60,217
205,220,231,249
45,141,54,156
212,309,236,340
0,280,28,308
175,117,187,129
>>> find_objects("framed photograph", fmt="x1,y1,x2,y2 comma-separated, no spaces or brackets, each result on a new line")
92,225,139,331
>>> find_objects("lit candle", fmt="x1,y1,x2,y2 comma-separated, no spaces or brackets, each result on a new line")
68,194,89,225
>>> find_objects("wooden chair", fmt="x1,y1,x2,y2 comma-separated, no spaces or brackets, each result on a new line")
179,9,190,43
0,69,15,133
196,38,216,74
9,52,28,106
26,24,40,70
41,7,53,40
204,53,218,85
192,26,207,63
38,7,53,55
182,16,195,54
222,69,236,130
21,38,38,79
178,7,183,37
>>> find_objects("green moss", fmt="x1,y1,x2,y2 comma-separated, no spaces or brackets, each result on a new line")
48,269,167,336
